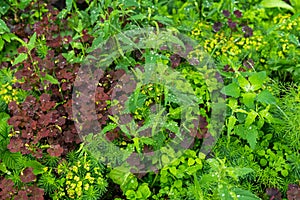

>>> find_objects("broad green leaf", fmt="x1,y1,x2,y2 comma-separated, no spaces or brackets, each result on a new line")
138,183,151,199
257,90,276,104
129,14,147,21
218,184,233,200
0,112,10,122
227,116,237,133
174,180,182,189
188,158,195,166
19,0,31,10
2,151,23,169
66,0,72,12
232,188,261,200
281,169,289,177
249,71,267,91
238,76,250,91
125,190,136,199
164,121,179,135
0,1,10,16
0,38,4,51
28,32,36,51
245,110,258,127
128,92,147,112
234,125,258,149
221,83,240,98
2,33,15,42
227,97,238,110
258,105,273,122
0,19,10,34
153,15,174,25
186,164,202,175
108,166,131,185
123,0,139,8
245,127,258,149
24,160,45,175
139,137,154,145
12,53,28,66
289,34,300,46
242,93,256,109
161,154,170,165
169,106,181,119
101,123,117,134
234,167,254,177
43,74,59,85
261,0,295,13
169,166,177,176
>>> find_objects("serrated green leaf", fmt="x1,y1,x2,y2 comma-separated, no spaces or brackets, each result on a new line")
123,0,139,8
242,93,256,109
257,90,276,104
234,125,258,149
261,0,295,13
28,32,37,51
219,184,233,200
13,53,28,66
42,74,59,85
0,19,10,34
227,97,238,110
227,116,237,134
249,71,267,91
101,123,117,134
234,167,254,177
245,110,258,127
221,83,240,98
238,76,250,91
232,188,261,200
129,14,147,21
140,137,154,145
165,120,179,134
153,15,173,25
24,160,45,175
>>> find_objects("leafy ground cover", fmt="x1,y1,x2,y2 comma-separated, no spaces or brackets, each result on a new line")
0,0,299,199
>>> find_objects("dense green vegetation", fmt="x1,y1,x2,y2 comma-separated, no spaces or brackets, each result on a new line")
0,0,299,199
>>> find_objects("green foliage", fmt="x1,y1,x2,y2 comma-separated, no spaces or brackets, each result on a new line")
221,71,277,149
44,148,108,200
0,0,299,199
261,0,296,13
0,68,28,104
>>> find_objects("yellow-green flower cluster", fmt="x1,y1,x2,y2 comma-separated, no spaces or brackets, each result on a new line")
273,13,299,31
201,31,265,60
0,77,20,104
270,14,300,60
56,159,107,199
191,22,211,37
